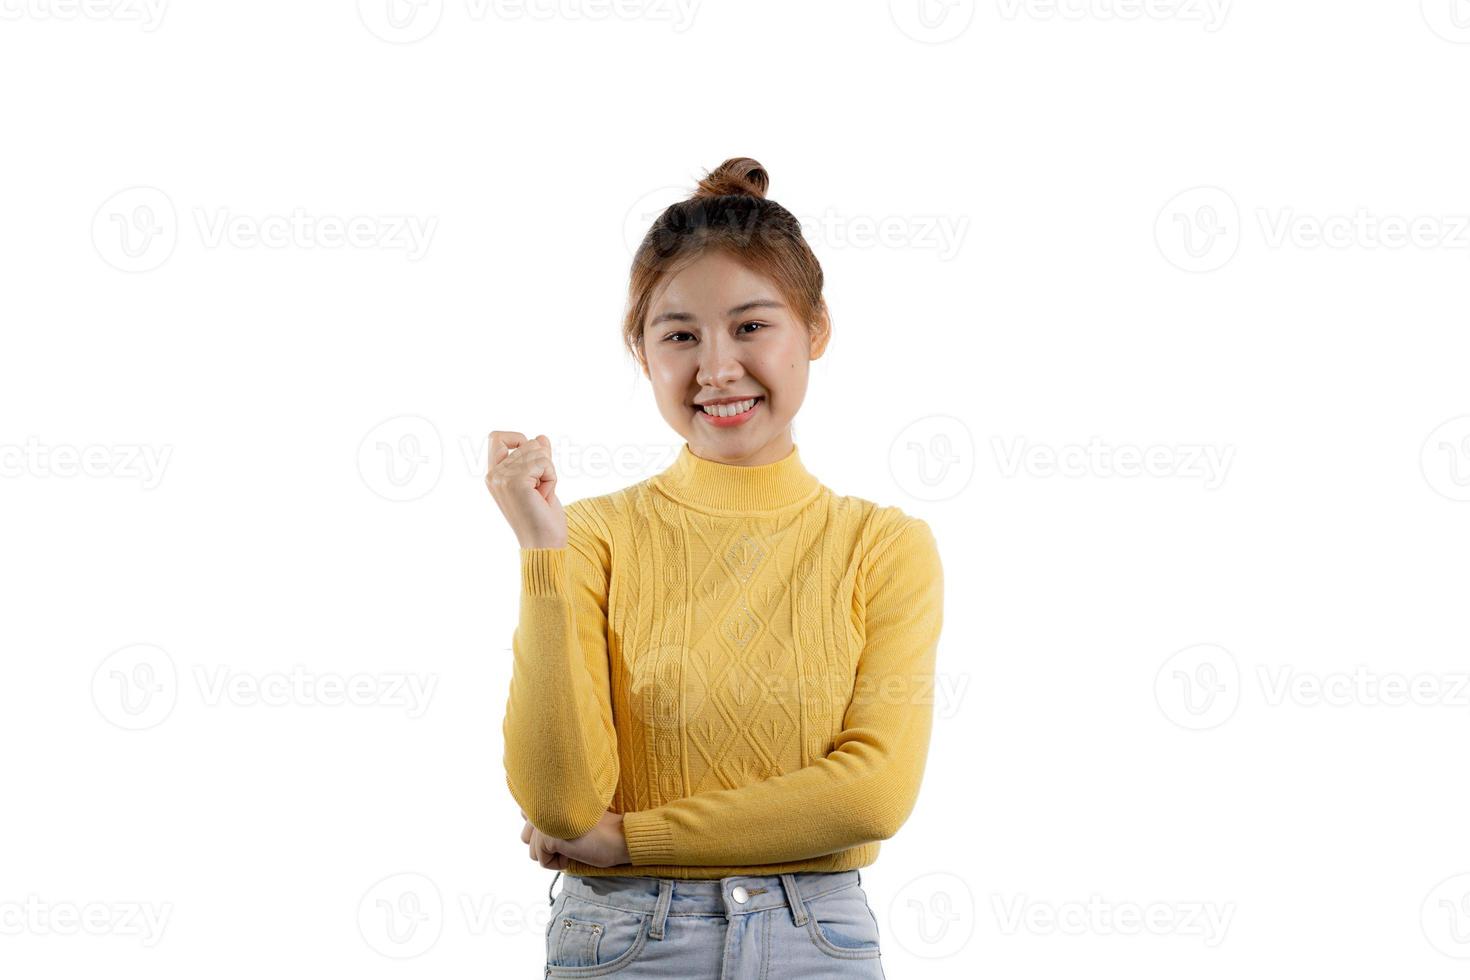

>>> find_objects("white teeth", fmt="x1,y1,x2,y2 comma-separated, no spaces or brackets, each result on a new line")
700,397,758,417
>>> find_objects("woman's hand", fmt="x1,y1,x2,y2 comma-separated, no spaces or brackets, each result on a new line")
520,809,630,870
486,431,567,550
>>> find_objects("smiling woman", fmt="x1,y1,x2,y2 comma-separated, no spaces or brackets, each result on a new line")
623,159,832,468
487,157,943,979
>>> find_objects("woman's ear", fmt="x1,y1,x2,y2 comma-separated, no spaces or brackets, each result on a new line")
809,303,832,359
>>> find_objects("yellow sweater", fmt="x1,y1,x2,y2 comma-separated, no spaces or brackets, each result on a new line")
502,441,944,880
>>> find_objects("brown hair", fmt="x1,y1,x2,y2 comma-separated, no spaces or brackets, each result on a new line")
622,156,828,368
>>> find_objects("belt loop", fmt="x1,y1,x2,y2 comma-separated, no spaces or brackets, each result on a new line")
647,879,673,940
779,873,809,926
547,870,562,906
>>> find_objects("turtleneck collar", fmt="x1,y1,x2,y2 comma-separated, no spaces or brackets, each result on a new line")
650,441,823,514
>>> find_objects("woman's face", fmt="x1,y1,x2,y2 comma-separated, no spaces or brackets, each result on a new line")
640,250,828,466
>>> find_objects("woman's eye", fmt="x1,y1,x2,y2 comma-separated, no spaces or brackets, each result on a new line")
664,323,765,343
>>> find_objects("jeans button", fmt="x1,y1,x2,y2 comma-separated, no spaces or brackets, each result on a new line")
731,885,749,904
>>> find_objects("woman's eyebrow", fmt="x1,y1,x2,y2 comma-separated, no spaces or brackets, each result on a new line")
649,299,784,327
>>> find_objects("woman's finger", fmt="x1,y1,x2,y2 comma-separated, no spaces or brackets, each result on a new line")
536,833,562,869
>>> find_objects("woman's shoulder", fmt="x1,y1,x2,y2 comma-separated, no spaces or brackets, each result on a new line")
824,493,936,560
829,489,926,535
563,483,642,531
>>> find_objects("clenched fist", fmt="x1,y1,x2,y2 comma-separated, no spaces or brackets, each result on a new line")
485,431,567,550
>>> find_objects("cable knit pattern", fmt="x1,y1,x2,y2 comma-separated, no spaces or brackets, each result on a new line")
502,441,944,879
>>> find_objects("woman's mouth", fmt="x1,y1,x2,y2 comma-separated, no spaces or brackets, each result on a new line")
694,396,763,427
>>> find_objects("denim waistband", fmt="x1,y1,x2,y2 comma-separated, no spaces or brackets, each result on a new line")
546,869,863,940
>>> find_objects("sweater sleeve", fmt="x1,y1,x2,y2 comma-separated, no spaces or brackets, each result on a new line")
502,508,621,841
619,517,943,867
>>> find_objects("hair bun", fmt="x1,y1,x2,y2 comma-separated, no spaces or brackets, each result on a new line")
693,157,769,200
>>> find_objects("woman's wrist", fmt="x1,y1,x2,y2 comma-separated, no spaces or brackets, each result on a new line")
610,812,631,866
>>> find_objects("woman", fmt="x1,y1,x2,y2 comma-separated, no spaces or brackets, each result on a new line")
487,157,944,978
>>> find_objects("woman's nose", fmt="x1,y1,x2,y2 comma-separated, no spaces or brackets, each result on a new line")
699,361,744,386
697,350,744,386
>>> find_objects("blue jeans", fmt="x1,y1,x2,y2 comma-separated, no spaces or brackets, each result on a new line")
543,868,887,978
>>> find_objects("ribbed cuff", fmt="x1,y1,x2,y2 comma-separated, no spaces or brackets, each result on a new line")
620,811,676,866
520,547,568,597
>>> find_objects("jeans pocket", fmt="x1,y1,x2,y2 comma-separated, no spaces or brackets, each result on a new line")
804,885,882,960
546,894,651,976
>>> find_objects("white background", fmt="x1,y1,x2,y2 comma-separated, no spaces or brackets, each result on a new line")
3,1,1470,977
